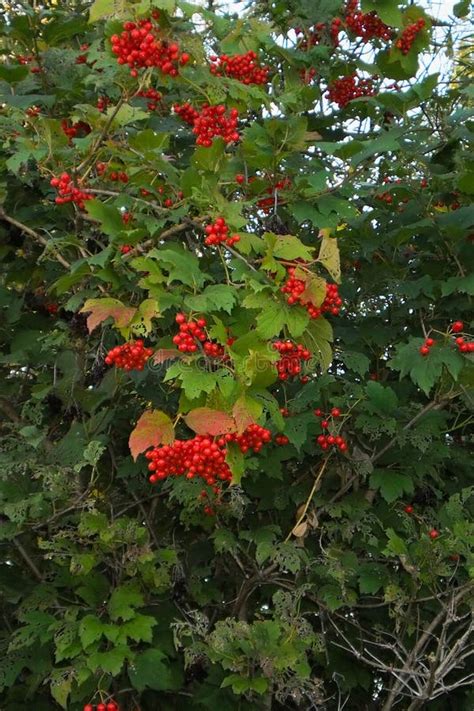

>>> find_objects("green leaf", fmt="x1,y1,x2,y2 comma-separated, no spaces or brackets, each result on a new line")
366,381,398,414
87,646,130,675
361,0,402,25
89,0,114,22
271,234,314,261
155,246,208,288
119,614,157,644
358,563,389,594
370,470,414,504
390,340,465,395
108,584,144,622
185,284,238,314
384,528,408,556
79,615,105,649
50,671,72,710
165,363,220,400
226,441,245,485
129,649,182,692
85,200,124,235
339,351,370,376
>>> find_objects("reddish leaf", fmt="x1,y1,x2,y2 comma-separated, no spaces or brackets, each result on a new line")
184,408,236,436
129,410,174,460
153,349,182,364
80,298,136,333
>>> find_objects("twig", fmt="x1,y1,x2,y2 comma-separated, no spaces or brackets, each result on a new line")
0,208,70,269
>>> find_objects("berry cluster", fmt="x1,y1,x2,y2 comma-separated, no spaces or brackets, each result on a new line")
204,217,240,247
454,337,474,354
273,340,311,381
232,423,272,453
61,119,91,141
76,44,90,64
172,314,227,357
281,267,342,318
105,340,154,371
209,51,269,85
326,74,375,108
110,18,189,78
395,19,425,54
95,162,129,183
50,173,92,210
275,434,290,446
26,106,41,117
300,67,317,84
419,337,435,356
97,96,111,112
83,703,118,711
296,20,341,49
137,87,162,111
147,436,232,485
315,407,347,452
146,425,272,485
174,102,239,145
257,177,291,213
345,0,392,42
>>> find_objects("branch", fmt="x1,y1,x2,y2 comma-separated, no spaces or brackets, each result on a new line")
0,208,70,269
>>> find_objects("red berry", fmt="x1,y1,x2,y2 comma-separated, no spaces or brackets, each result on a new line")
331,407,341,417
404,505,414,514
429,529,439,540
83,706,94,711
97,705,107,711
321,420,329,429
419,346,430,356
451,321,464,333
425,338,434,347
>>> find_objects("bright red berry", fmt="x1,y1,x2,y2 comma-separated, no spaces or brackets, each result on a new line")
404,505,414,514
429,528,439,539
451,321,464,333
331,407,341,417
419,345,430,356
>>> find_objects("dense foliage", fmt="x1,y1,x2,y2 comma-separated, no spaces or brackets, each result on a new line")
0,0,473,709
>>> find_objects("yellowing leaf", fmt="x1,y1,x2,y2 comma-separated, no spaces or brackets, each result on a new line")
232,395,263,433
294,268,327,307
317,229,341,283
184,408,236,436
130,298,160,336
129,410,174,460
80,298,136,333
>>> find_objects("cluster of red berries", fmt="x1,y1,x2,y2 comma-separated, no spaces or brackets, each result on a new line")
281,267,342,318
110,18,190,77
97,96,111,112
172,314,227,357
451,321,474,353
273,340,311,381
105,340,154,370
172,314,207,353
76,44,90,64
16,54,34,65
194,104,239,147
83,703,118,711
146,425,272,485
204,217,240,247
376,191,395,204
296,20,341,49
209,51,269,85
50,173,92,210
233,423,272,453
326,73,375,108
61,119,91,140
121,211,133,225
137,87,162,110
147,436,232,485
345,0,392,42
120,243,133,253
395,19,425,54
275,434,290,446
419,337,435,356
95,162,129,183
315,407,347,452
256,177,291,213
300,67,317,84
45,303,59,315
174,102,239,145
26,106,41,117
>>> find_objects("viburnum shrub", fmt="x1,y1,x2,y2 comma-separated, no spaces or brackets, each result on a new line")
0,1,472,710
